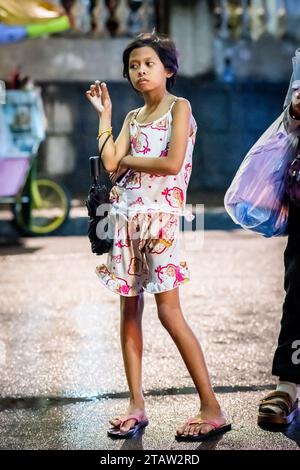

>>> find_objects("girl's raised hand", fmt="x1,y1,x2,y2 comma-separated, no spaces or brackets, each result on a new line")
85,81,112,116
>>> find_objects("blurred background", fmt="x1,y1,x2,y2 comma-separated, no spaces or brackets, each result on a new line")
2,3,300,452
0,0,300,234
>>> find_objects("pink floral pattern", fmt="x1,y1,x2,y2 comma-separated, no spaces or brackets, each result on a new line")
184,163,192,186
96,212,190,296
159,142,169,157
96,100,197,296
96,265,131,295
111,99,197,219
130,128,150,154
155,261,189,288
150,118,168,131
125,172,142,190
161,187,184,209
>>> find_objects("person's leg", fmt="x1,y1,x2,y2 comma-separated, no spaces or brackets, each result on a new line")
272,238,300,382
110,293,146,433
154,287,228,437
259,203,300,423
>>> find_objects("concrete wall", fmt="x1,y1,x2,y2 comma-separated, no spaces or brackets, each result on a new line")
0,14,296,82
0,37,127,83
38,78,288,197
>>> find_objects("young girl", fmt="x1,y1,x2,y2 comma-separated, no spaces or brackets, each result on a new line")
86,32,231,441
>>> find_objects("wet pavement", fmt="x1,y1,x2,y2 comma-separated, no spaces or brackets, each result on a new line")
0,231,299,450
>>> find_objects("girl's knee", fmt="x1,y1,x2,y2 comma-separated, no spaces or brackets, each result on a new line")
155,289,182,325
157,305,182,331
158,312,171,330
120,292,144,316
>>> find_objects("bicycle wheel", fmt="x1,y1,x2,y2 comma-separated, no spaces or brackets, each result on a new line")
13,178,70,235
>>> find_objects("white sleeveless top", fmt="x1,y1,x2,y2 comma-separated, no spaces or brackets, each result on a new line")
109,98,197,221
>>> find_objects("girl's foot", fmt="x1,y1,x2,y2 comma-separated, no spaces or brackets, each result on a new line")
109,403,147,433
176,406,229,438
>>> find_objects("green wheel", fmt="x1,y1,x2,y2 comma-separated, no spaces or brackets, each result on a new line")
13,178,70,235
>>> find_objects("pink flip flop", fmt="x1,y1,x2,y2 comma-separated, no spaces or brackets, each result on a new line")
175,418,231,441
107,413,149,439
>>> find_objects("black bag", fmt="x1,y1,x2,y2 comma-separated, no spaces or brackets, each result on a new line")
285,152,300,207
86,156,113,255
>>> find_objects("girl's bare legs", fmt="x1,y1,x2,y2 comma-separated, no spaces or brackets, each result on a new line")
155,287,227,437
110,293,146,432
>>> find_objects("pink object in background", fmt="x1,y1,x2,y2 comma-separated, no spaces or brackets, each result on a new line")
0,157,30,197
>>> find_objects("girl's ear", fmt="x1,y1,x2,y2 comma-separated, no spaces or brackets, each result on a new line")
165,69,174,79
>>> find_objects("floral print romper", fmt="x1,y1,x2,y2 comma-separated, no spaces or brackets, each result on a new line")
96,97,197,296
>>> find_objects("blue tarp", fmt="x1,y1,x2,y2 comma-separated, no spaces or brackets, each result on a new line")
0,23,27,44
0,89,46,158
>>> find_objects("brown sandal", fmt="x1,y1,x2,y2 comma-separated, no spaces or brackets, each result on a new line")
258,391,300,425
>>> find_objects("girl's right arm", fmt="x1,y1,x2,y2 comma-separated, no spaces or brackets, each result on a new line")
85,81,133,172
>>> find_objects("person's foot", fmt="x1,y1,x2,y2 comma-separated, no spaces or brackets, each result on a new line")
109,402,147,434
258,391,299,425
176,406,229,439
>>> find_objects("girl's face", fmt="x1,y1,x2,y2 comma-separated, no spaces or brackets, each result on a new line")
128,46,173,93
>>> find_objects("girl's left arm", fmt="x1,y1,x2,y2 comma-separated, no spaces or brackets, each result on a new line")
120,99,192,176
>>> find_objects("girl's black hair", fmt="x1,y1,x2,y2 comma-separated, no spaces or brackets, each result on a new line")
122,32,179,92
